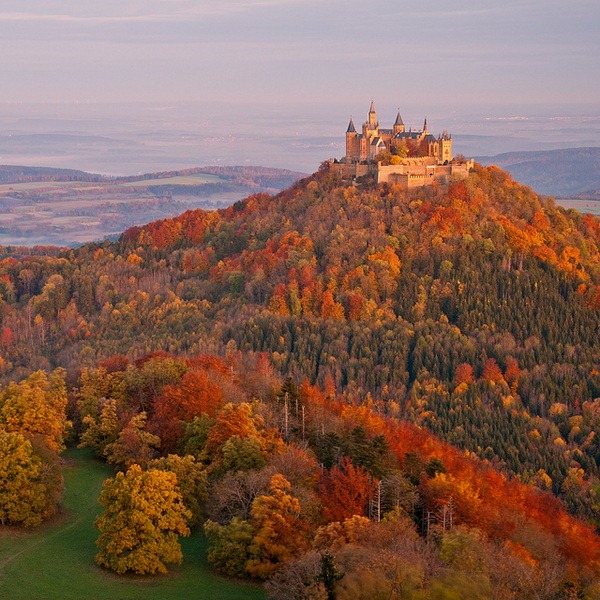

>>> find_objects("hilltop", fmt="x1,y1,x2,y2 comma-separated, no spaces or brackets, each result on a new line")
0,164,106,184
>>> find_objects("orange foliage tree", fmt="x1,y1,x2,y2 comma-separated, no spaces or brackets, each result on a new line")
319,457,376,522
150,369,225,451
246,473,308,578
481,358,504,385
203,402,284,467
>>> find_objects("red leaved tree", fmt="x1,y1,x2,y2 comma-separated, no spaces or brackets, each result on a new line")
150,370,225,451
319,457,376,522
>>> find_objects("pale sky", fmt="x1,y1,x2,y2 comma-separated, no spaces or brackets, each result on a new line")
1,0,599,112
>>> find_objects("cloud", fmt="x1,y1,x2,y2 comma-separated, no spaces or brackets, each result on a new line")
0,1,311,24
0,13,164,23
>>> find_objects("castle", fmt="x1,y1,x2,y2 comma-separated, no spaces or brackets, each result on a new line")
334,102,473,188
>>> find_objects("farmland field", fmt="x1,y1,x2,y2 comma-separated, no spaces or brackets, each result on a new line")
0,166,303,246
0,173,223,194
0,447,265,600
0,181,91,193
120,173,223,187
555,198,600,216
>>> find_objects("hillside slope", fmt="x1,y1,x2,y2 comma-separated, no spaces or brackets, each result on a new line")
0,163,599,519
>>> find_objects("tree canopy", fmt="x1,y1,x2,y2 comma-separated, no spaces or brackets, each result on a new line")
95,464,190,575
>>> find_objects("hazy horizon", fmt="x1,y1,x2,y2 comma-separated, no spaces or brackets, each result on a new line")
1,1,599,174
1,100,599,175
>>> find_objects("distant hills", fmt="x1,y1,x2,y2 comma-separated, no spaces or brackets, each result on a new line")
0,164,106,184
0,164,305,192
0,165,305,246
477,147,600,197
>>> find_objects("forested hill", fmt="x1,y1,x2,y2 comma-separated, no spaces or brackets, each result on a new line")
1,163,600,521
0,164,106,184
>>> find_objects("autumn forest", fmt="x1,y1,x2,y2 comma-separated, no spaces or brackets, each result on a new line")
1,162,600,597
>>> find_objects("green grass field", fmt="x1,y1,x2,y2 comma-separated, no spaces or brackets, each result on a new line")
0,447,265,600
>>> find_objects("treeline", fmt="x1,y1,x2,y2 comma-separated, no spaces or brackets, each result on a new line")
115,165,305,192
0,165,107,184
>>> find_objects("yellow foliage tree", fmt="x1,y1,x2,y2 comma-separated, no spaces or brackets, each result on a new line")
313,515,371,550
148,454,208,526
79,398,120,457
246,473,308,578
76,367,126,420
95,464,191,575
0,430,58,526
0,369,69,452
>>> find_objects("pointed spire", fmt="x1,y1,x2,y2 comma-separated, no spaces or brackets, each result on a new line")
346,117,356,133
367,100,378,128
423,118,428,132
394,109,404,127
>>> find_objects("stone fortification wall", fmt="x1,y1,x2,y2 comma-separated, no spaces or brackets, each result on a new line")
331,158,474,188
332,163,372,180
377,159,474,187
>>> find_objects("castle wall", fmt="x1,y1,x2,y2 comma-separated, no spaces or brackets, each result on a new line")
332,163,372,180
360,138,369,161
333,159,473,187
377,163,440,185
376,160,474,187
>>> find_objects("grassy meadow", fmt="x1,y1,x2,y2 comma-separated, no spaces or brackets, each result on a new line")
0,447,265,600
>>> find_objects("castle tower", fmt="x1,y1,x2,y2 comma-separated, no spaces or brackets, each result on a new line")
393,110,405,135
345,118,359,162
368,100,378,128
439,131,453,163
361,101,380,158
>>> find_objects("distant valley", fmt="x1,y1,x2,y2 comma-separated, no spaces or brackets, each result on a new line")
0,165,304,246
2,146,600,247
478,147,600,198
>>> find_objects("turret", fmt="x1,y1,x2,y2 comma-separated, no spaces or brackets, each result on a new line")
393,109,405,135
345,117,359,162
439,133,453,163
423,118,428,133
368,100,378,128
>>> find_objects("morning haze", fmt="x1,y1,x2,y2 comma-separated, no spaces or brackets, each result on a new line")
1,1,598,174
